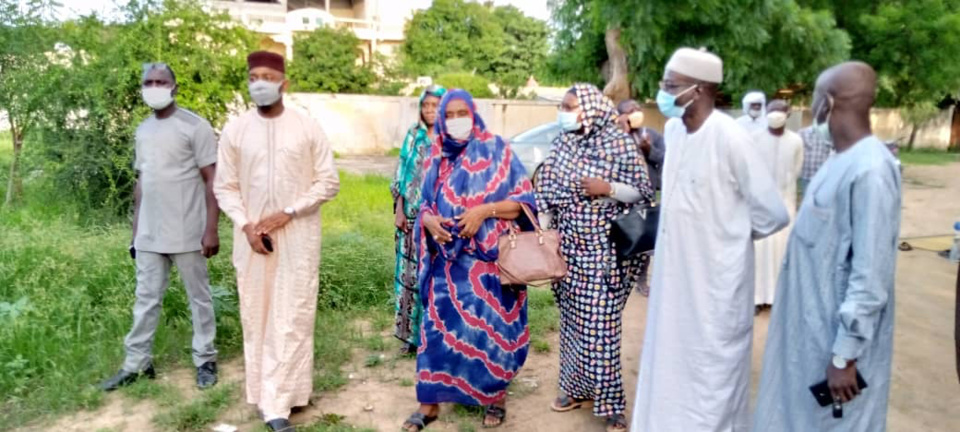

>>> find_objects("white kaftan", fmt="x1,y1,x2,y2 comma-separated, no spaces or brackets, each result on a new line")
753,136,901,432
631,111,789,432
751,129,804,305
214,107,340,418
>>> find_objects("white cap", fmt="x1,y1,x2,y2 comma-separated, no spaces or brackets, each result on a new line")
665,47,723,84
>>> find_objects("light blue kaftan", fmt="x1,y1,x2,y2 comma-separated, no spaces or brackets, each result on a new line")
753,135,901,432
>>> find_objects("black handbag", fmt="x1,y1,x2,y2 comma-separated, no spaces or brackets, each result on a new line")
610,202,660,258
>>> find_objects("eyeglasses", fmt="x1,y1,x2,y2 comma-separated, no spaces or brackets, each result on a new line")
659,80,697,92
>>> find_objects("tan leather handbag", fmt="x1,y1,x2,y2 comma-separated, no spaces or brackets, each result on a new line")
497,204,568,286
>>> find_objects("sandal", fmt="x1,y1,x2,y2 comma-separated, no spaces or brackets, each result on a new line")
401,412,437,431
605,414,628,432
550,393,588,412
483,404,506,428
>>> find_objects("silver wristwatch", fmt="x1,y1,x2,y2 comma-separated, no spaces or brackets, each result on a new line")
832,355,850,369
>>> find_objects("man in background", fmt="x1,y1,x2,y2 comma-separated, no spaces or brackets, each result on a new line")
799,121,835,197
101,62,220,392
750,100,804,312
616,99,664,296
736,90,768,133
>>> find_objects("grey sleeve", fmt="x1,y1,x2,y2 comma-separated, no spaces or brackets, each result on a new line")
192,121,218,168
648,130,666,166
832,167,900,360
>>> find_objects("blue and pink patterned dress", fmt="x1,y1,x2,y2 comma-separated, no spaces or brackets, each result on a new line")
413,89,535,406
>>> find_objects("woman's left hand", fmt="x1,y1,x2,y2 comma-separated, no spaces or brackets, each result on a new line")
581,177,612,197
455,204,493,239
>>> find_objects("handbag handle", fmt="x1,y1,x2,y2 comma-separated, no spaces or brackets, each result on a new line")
506,203,542,234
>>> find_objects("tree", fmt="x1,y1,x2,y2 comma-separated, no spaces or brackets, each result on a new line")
401,0,548,97
547,0,850,102
288,26,375,93
34,0,256,213
0,0,59,206
435,72,495,98
797,0,960,147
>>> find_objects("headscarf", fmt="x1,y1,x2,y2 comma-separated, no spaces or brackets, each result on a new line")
415,88,535,265
435,89,490,158
742,91,767,118
536,83,654,212
391,85,447,217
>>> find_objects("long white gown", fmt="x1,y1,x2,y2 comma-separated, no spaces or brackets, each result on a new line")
751,129,804,306
631,111,789,432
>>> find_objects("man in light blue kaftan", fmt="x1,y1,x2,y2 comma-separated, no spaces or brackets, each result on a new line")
754,62,901,432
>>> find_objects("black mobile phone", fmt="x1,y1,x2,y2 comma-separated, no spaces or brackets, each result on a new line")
809,371,869,407
261,235,274,253
129,245,137,260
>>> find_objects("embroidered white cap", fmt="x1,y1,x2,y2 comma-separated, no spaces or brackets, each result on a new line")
665,47,723,84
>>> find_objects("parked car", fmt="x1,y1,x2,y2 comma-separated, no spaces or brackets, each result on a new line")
509,122,561,183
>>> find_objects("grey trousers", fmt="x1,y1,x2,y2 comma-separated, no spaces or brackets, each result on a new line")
123,250,217,372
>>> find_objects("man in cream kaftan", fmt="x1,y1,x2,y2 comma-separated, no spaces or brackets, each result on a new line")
751,103,804,307
631,48,789,432
214,51,339,428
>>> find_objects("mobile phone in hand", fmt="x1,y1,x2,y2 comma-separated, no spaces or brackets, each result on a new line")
129,245,137,260
261,235,274,253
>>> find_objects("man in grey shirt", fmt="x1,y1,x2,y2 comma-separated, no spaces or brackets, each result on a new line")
100,63,220,391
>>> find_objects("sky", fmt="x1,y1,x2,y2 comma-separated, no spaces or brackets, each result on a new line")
55,0,551,22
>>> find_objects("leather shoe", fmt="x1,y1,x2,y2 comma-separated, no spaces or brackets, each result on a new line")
196,361,218,389
265,418,294,431
100,364,156,392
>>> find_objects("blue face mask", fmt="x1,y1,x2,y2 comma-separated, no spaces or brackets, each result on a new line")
557,110,582,132
813,95,833,141
656,85,698,119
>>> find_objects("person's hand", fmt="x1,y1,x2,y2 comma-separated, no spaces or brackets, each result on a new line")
201,230,220,258
255,212,293,236
827,361,860,403
639,130,652,157
395,200,409,232
243,224,270,255
424,214,454,245
616,115,632,133
455,204,492,239
581,177,612,197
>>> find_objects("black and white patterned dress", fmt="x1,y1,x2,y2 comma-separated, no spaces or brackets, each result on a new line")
535,83,653,417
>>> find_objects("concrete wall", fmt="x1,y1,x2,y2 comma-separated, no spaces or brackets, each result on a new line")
285,93,955,154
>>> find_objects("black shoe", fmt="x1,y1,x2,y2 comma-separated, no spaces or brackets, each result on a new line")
265,418,294,432
100,364,156,392
196,361,218,389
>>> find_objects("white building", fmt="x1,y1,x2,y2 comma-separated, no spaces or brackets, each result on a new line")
208,0,429,61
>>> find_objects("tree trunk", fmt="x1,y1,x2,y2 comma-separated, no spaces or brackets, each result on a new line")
907,122,919,151
602,27,631,105
4,123,24,206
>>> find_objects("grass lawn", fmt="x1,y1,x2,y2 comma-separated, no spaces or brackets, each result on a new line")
0,159,558,430
898,148,960,166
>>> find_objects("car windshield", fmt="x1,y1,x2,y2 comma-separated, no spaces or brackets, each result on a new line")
512,123,561,144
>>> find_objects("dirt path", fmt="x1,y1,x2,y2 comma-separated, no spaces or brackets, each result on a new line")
27,163,960,432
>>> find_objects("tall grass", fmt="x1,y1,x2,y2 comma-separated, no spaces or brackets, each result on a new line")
899,148,960,166
0,171,395,426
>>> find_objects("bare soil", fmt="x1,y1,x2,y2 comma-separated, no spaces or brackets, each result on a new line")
26,162,960,432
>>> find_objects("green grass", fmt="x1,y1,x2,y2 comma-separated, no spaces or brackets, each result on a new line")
384,147,402,157
898,148,960,166
0,172,394,427
152,383,238,431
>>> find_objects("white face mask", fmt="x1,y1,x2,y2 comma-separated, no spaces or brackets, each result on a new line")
628,111,645,129
766,111,788,129
142,86,174,110
249,80,283,107
445,117,473,140
748,108,763,119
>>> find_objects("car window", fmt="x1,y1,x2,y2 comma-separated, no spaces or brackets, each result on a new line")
512,123,561,143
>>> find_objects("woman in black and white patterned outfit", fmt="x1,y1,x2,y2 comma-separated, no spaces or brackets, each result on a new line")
535,83,653,432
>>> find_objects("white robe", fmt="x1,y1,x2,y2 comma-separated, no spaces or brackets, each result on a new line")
751,129,804,305
736,115,767,134
631,111,789,432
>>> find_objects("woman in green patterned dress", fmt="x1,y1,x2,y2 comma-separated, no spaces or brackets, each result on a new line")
390,85,446,354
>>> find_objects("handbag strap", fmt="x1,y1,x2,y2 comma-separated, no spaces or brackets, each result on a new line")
517,203,542,233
